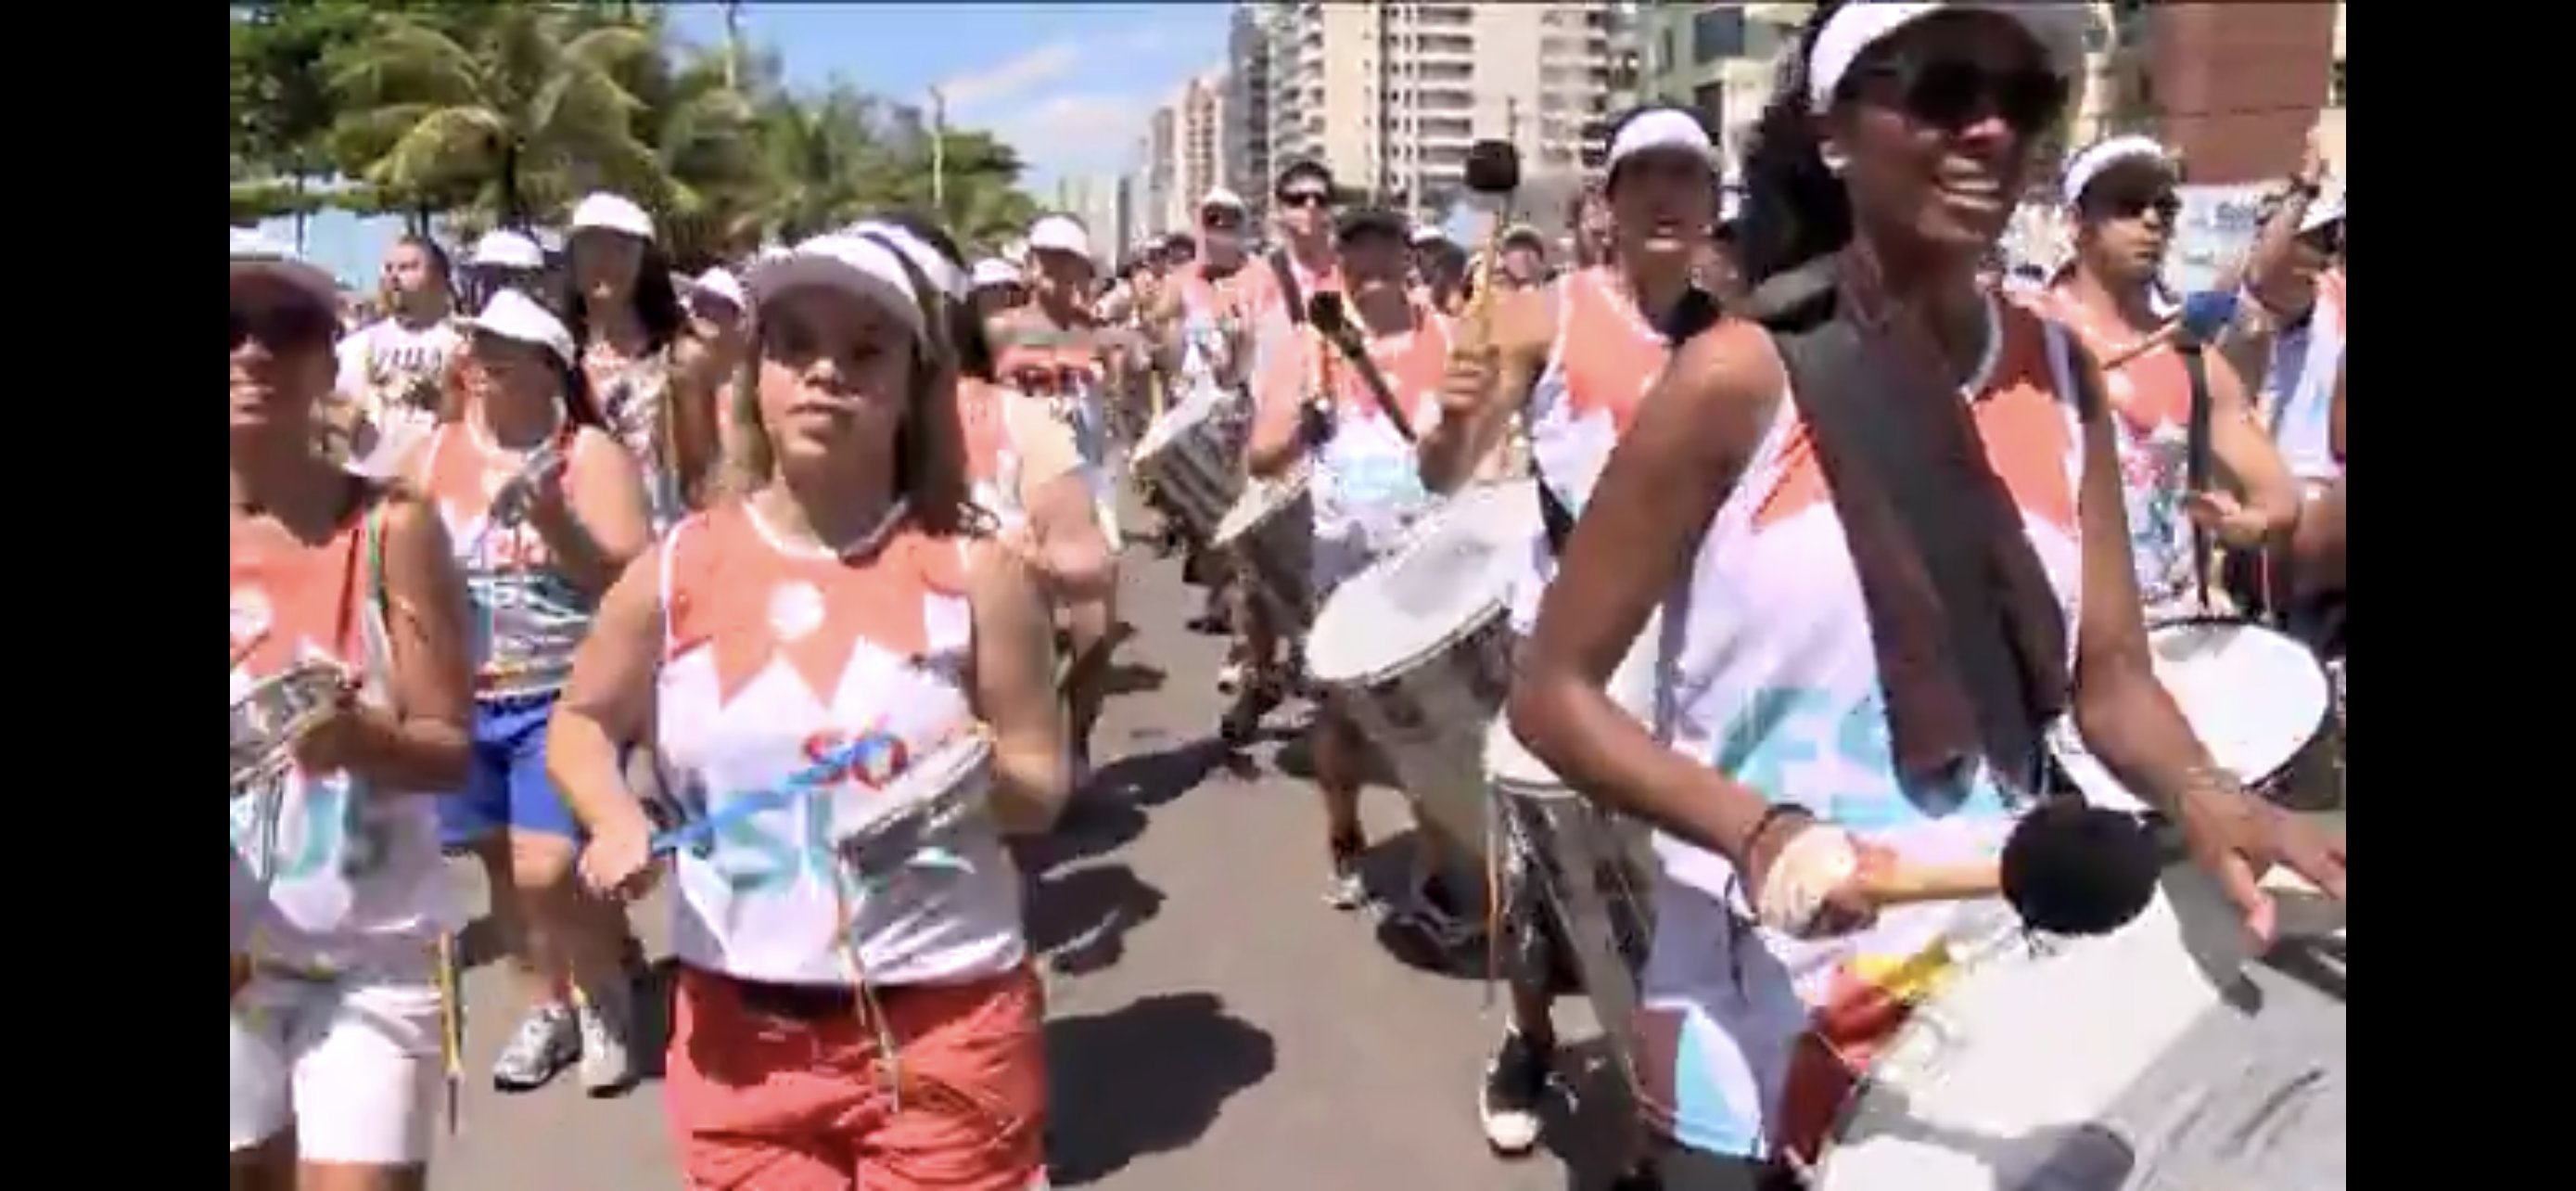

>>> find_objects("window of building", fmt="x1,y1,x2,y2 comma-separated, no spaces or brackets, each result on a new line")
1692,81,1726,131
1692,6,1748,63
2330,58,2347,108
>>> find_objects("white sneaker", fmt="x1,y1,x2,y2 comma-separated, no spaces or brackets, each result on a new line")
577,983,640,1096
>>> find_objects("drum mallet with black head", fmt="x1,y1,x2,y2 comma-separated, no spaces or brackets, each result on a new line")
1856,801,2162,937
1460,139,1523,339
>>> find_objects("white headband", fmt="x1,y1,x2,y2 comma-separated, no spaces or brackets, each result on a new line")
744,234,928,339
847,221,968,301
1804,3,2081,113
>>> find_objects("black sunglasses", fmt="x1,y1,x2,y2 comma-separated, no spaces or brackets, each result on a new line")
230,301,337,353
1276,189,1332,211
1847,57,2068,134
2088,190,2182,224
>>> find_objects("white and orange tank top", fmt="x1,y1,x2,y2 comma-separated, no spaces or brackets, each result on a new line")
591,345,683,529
1175,262,1256,391
651,502,1023,986
2038,286,2197,610
1307,306,1451,550
1637,293,2088,1162
229,499,457,970
2262,269,2346,482
1512,268,1674,631
417,419,595,698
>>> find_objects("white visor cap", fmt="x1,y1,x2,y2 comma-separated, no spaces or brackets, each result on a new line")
1025,215,1092,263
1805,2,2087,112
688,267,747,312
1606,108,1721,173
462,288,577,365
469,229,547,271
746,234,928,340
567,192,657,241
844,221,968,301
970,259,1025,290
2060,135,2177,205
230,228,340,310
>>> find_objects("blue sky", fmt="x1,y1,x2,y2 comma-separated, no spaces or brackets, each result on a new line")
270,2,1228,288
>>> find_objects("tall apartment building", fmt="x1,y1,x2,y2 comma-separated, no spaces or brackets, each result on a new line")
1136,72,1231,238
1264,2,1631,215
1141,106,1179,240
1639,3,2345,186
1226,3,1280,220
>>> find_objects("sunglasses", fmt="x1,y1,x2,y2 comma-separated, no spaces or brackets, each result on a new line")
1276,190,1333,211
2089,190,2182,224
1847,57,2068,134
1006,365,1094,399
230,301,337,353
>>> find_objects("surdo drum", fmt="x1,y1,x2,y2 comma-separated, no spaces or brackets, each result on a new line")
1304,480,1542,863
2049,617,2338,815
1131,390,1243,541
1211,461,1317,633
1810,863,2344,1191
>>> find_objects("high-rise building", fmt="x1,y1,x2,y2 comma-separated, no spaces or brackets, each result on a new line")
1636,3,2346,186
1264,3,1632,216
1137,72,1231,238
1227,3,1281,219
1141,105,1180,239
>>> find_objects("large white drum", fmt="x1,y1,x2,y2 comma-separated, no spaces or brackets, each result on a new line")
1306,480,1540,859
1211,461,1315,632
1814,864,2345,1191
1131,390,1241,539
2049,618,2333,813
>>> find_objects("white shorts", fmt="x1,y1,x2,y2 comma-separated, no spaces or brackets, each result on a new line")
229,967,443,1165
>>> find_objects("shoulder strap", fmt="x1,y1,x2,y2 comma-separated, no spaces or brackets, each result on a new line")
354,490,396,692
2178,343,2217,611
1269,250,1307,327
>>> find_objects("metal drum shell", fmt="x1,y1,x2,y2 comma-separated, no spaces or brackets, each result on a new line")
1133,393,1243,539
1213,471,1316,635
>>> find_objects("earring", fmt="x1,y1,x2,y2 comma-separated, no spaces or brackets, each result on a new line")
1820,147,1851,175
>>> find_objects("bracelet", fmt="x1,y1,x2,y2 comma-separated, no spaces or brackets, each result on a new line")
1739,802,1814,865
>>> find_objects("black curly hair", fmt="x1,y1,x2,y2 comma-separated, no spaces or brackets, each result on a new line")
1732,0,1858,289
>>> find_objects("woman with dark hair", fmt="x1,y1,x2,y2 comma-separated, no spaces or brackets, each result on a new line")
564,192,721,531
1509,6,2346,1186
402,288,652,1095
231,231,474,1188
548,228,1067,1191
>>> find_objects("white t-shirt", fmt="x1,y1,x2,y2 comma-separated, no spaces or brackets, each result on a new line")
333,317,462,477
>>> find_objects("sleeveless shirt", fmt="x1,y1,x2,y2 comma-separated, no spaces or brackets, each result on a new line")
1511,268,1674,632
2037,288,2198,612
1305,308,1453,556
419,421,597,698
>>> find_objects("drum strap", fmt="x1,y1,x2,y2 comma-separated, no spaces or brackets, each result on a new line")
1317,323,1421,444
2179,344,2220,615
1269,250,1307,327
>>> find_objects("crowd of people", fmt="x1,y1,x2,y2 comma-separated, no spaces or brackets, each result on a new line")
231,4,2346,1188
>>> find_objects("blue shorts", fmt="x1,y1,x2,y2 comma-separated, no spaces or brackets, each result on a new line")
438,693,584,845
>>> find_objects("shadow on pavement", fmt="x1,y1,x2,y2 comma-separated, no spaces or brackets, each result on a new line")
1043,992,1279,1185
1027,863,1168,978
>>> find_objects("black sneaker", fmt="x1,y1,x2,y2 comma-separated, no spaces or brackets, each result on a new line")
1477,1031,1553,1155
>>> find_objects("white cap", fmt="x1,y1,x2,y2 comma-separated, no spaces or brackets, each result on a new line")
2060,135,2176,205
969,259,1025,290
1606,108,1720,173
745,233,927,339
1409,225,1448,246
845,221,967,301
1199,186,1248,212
1001,237,1029,267
1025,215,1091,263
229,228,339,309
462,288,576,365
469,229,547,271
2299,186,2345,234
567,192,657,241
1804,3,2087,112
687,267,746,312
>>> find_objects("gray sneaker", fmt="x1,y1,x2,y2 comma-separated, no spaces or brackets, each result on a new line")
577,983,640,1096
491,1003,579,1093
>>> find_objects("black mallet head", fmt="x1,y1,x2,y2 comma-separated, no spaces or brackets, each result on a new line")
1306,291,1349,338
1464,140,1522,198
1999,801,2163,937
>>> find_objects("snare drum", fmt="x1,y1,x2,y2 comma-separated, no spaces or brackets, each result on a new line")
1814,865,2345,1191
827,732,993,884
1485,721,1659,1069
1212,462,1316,631
1306,481,1537,862
2048,618,2336,814
1132,392,1242,539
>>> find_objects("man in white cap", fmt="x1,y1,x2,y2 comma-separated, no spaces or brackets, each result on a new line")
336,234,462,478
1419,101,1726,1162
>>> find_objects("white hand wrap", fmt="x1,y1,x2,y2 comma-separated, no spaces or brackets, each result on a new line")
1755,824,1861,937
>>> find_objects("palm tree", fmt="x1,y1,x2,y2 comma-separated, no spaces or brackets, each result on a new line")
748,85,899,243
326,5,663,231
630,46,765,268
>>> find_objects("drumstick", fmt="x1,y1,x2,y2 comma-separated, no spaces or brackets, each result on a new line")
1855,862,2002,908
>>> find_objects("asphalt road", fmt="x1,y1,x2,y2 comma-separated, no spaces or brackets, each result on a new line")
428,527,1626,1190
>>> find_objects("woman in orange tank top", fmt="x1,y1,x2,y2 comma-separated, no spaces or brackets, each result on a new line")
230,233,473,1188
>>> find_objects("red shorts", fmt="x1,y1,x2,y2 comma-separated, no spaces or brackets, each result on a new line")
664,964,1049,1191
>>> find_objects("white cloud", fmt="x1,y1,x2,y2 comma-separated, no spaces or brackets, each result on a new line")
936,43,1083,111
989,92,1153,187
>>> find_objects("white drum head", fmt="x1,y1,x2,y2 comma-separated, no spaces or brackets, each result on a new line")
1214,465,1310,544
1307,496,1521,685
2050,620,2330,813
1484,717,1567,799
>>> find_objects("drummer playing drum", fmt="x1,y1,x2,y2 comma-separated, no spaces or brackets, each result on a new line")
1506,5,2346,1187
1244,206,1461,920
1420,106,1726,1161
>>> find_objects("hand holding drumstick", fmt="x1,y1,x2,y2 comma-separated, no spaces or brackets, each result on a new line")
1747,801,2164,939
